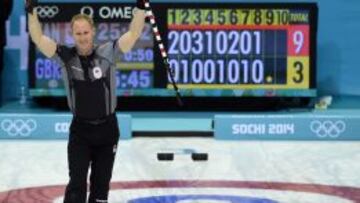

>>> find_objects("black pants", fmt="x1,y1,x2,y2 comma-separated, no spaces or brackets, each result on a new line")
64,114,120,203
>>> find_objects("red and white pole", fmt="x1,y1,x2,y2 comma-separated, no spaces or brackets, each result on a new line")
143,0,183,106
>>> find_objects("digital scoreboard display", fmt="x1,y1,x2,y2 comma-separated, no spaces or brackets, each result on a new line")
29,2,317,109
152,3,318,97
166,8,310,88
29,3,156,95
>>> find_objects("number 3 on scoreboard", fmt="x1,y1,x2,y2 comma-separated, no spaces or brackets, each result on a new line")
287,57,309,88
293,61,304,83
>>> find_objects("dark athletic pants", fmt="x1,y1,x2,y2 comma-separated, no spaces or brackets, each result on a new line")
64,114,119,203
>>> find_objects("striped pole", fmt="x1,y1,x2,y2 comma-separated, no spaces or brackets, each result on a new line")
143,0,183,106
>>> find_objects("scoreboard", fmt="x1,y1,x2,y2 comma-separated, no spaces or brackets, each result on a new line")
152,3,317,95
29,2,318,109
166,8,310,89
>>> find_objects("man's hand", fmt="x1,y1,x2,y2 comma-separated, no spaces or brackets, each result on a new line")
136,0,146,10
25,0,38,14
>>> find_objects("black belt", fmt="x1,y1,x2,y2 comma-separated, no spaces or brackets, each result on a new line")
74,113,116,125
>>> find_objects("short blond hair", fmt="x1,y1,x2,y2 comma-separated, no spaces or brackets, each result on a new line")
70,14,95,29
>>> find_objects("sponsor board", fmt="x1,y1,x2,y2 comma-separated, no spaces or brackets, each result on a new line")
0,113,131,139
214,113,360,140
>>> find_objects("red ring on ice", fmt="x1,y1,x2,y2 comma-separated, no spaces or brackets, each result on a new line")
0,180,359,203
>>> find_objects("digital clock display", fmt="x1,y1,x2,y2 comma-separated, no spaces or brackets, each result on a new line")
29,2,317,100
29,3,155,95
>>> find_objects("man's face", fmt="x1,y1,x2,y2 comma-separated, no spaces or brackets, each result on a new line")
72,19,95,55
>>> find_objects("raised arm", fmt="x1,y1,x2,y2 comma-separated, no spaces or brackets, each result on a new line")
26,0,57,58
117,0,146,53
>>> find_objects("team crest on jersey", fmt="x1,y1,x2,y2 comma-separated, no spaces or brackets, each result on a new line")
93,67,102,79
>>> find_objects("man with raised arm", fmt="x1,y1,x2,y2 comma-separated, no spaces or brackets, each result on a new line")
25,0,146,202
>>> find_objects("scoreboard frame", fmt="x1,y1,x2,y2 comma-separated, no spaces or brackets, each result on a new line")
151,2,318,92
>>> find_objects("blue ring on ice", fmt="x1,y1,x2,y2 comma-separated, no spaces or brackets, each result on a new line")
129,194,278,203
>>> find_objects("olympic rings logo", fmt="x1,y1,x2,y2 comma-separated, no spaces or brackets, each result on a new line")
310,120,346,138
80,6,94,17
35,6,59,18
1,119,37,137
